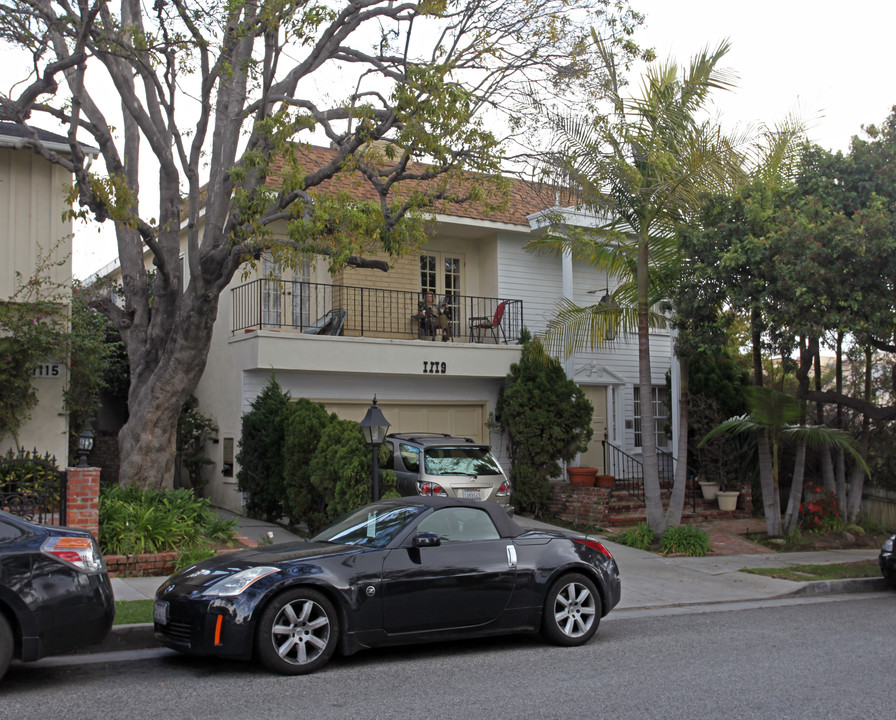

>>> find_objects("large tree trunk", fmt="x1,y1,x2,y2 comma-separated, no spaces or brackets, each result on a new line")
117,283,221,489
665,354,689,528
751,307,779,535
815,343,836,492
783,441,806,535
847,348,873,523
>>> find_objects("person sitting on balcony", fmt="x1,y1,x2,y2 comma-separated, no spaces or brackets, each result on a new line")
416,291,450,341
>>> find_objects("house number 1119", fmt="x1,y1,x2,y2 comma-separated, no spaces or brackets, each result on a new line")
423,361,447,374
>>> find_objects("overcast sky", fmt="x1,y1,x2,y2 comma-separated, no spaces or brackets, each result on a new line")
8,1,891,277
633,0,896,153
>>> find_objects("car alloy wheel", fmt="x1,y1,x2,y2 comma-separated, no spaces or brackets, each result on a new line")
255,587,339,675
542,573,601,646
0,613,12,682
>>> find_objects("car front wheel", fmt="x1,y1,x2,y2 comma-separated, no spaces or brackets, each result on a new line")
255,587,339,675
542,573,601,646
0,613,12,681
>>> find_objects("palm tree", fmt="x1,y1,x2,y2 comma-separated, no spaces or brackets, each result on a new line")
531,34,742,533
700,386,868,536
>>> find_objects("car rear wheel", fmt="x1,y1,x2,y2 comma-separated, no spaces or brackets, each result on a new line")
542,573,601,646
0,613,12,681
255,587,339,675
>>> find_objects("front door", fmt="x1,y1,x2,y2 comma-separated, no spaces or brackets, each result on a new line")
579,385,608,472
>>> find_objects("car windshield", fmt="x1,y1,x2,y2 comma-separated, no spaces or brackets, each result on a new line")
310,503,425,548
424,447,503,476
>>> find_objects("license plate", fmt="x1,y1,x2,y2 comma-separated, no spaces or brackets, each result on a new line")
462,490,481,500
154,600,169,625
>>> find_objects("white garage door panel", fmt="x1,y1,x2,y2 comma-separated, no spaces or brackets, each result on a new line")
323,402,484,443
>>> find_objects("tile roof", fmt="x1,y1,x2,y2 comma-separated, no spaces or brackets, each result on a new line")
267,144,561,227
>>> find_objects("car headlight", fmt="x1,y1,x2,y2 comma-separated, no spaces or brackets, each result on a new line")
202,566,280,597
883,537,895,553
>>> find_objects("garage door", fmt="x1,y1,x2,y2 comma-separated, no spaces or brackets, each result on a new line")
323,401,485,443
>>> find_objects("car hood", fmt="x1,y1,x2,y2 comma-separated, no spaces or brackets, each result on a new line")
169,541,359,587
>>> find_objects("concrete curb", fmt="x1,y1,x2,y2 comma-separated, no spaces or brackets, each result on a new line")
70,623,158,655
785,576,888,597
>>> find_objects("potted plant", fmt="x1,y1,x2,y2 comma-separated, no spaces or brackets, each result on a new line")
595,473,615,488
697,475,719,501
567,466,598,487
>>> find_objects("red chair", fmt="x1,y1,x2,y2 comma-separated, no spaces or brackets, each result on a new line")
469,300,508,343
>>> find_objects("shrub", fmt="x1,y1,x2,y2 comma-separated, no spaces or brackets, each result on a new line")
494,334,593,515
282,398,336,532
308,419,396,529
660,525,710,556
98,485,236,556
800,487,845,533
616,522,655,550
237,377,291,521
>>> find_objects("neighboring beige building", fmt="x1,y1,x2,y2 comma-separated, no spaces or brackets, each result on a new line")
98,145,678,512
0,123,81,464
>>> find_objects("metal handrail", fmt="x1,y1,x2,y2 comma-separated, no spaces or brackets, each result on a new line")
603,440,697,512
231,279,524,344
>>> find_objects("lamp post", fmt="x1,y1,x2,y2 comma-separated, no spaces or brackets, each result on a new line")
77,429,95,468
359,396,391,502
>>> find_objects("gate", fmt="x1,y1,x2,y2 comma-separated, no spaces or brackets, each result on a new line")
0,449,66,525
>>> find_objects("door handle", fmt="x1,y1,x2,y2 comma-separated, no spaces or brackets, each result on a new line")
506,544,517,569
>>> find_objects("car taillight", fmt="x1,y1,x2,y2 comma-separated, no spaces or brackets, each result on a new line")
496,481,511,496
42,536,105,572
573,537,614,559
417,481,447,497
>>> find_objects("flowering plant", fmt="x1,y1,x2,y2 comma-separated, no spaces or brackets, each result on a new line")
800,487,845,533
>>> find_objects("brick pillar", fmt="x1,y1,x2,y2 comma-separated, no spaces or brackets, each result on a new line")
66,467,101,538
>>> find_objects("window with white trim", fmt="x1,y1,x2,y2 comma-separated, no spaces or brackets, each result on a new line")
633,386,669,448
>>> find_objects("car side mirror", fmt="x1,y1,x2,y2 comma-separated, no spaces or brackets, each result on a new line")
412,532,441,548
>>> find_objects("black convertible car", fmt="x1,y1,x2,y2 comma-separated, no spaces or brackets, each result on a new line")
154,497,621,674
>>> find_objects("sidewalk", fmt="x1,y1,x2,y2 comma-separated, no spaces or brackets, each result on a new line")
101,510,886,653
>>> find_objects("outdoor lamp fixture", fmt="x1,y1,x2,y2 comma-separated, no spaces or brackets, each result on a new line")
77,429,95,467
359,396,391,502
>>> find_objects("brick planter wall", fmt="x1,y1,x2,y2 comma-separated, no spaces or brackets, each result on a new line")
546,483,612,526
104,551,179,578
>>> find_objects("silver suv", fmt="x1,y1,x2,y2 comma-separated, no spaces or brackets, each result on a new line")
383,433,513,513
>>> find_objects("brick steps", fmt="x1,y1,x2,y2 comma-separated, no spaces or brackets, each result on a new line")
547,481,752,528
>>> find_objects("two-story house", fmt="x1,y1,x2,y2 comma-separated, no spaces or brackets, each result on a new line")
94,144,679,512
175,145,679,512
0,123,79,464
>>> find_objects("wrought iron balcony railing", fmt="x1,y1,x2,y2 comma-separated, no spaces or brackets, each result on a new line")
231,279,524,344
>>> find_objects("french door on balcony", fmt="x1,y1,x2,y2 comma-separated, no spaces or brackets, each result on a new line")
420,253,463,337
262,255,310,328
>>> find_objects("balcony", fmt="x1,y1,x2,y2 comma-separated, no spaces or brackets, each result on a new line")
231,279,524,345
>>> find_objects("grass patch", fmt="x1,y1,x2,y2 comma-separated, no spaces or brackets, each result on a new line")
742,559,880,582
114,599,155,625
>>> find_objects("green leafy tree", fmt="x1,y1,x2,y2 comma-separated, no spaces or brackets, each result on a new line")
494,336,593,515
175,396,219,492
237,378,291,521
0,0,645,490
0,267,68,445
532,38,741,531
282,398,336,533
701,386,868,535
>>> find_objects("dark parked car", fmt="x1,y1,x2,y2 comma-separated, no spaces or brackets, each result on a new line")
154,497,620,674
881,534,895,587
0,510,115,680
383,433,513,512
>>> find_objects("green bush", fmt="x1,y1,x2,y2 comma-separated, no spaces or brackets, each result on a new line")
309,419,397,527
494,334,593,515
98,485,237,556
282,398,336,532
616,522,655,550
237,377,291,521
660,525,711,557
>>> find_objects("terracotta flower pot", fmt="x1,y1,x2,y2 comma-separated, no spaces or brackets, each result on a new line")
567,467,598,487
596,474,615,488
